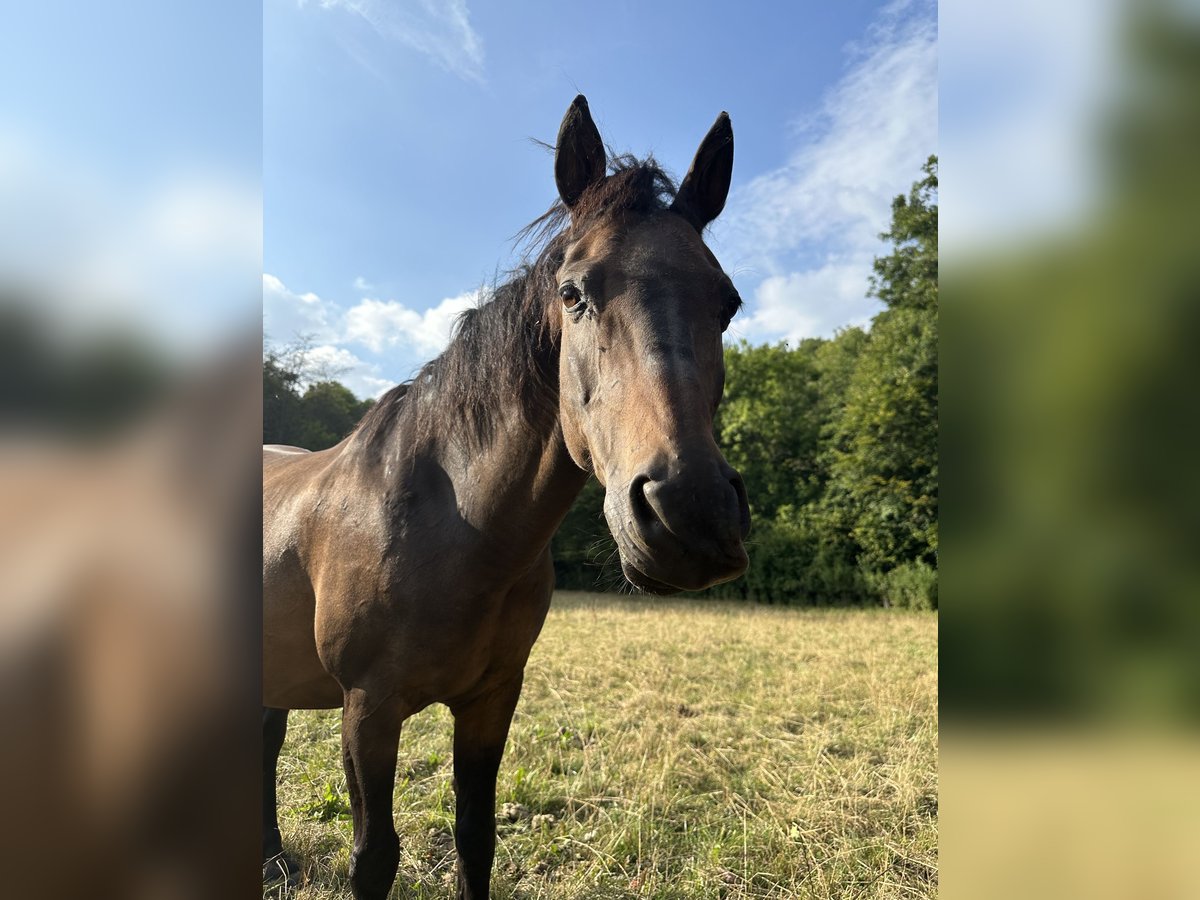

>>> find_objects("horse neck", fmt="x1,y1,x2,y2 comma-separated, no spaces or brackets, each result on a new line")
434,378,587,558
348,340,588,564
430,287,588,553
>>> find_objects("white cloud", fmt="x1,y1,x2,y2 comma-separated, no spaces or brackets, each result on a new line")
355,374,398,399
715,0,937,342
263,273,481,397
342,299,422,354
352,275,373,291
741,263,877,345
262,273,338,343
303,344,366,379
308,0,485,83
293,343,394,399
343,290,479,355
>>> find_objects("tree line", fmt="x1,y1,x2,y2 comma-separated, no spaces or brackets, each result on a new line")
263,340,375,450
264,158,938,608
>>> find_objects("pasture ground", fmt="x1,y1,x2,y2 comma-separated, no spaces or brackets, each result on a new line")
273,592,938,899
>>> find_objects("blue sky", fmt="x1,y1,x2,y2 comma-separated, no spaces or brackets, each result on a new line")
0,1,1126,394
262,0,938,397
0,0,1132,395
0,0,260,350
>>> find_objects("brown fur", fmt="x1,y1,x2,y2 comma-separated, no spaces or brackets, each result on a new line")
262,96,750,899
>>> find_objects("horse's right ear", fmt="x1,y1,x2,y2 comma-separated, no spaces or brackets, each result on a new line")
555,95,606,208
671,112,734,231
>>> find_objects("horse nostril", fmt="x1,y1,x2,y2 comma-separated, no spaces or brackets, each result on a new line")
628,474,656,527
729,472,751,539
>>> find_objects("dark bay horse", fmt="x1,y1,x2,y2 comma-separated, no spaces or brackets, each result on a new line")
263,95,751,899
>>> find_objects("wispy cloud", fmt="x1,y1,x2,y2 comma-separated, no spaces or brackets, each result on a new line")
744,263,879,343
307,0,486,83
263,273,481,397
344,290,480,356
301,344,395,398
716,0,937,344
263,273,338,344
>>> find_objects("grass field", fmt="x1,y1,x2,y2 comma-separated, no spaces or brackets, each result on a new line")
273,593,938,899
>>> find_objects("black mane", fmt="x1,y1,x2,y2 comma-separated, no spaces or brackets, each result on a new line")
351,156,679,455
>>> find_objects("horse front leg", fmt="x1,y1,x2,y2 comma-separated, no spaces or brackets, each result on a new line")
451,675,524,900
262,706,302,886
342,688,405,900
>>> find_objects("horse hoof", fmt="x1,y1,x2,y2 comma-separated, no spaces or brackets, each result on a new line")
263,850,302,889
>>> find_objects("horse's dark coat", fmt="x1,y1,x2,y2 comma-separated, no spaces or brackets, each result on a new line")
262,96,750,899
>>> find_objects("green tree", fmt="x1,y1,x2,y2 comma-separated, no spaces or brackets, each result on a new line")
808,327,869,423
870,155,938,313
716,340,824,520
826,307,938,569
262,349,302,445
296,381,374,451
825,158,938,596
263,339,373,449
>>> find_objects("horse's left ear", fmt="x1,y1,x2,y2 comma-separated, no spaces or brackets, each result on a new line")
555,95,607,208
671,112,734,231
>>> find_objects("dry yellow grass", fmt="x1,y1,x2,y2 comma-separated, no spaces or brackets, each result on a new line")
273,592,938,898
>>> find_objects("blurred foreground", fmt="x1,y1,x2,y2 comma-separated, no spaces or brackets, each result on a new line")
944,730,1200,900
0,335,261,897
943,1,1200,898
943,0,1200,725
0,3,260,896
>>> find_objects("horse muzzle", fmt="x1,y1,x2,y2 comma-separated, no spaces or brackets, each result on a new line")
605,455,751,594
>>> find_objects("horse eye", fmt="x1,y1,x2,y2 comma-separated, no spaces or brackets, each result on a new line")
559,284,583,309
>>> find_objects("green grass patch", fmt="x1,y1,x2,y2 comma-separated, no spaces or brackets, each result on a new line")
273,592,938,898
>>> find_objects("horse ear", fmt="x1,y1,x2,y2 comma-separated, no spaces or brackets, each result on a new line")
555,95,606,208
672,112,734,231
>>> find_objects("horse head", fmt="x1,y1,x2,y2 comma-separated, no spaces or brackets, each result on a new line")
552,96,751,594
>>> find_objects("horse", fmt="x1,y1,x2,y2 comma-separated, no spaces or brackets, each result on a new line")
262,95,751,899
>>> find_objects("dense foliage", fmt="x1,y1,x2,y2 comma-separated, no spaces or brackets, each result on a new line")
263,344,375,449
263,159,938,607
